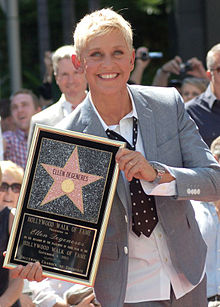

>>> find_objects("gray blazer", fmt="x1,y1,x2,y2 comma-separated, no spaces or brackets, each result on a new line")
56,85,220,306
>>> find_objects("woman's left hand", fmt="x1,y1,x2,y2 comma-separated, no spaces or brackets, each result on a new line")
115,148,156,182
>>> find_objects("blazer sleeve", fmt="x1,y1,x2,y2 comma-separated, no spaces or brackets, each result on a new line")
163,90,220,202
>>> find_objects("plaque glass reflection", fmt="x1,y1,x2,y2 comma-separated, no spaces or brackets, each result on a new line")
4,125,125,286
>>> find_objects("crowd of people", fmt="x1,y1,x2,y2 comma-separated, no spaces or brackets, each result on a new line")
0,7,220,307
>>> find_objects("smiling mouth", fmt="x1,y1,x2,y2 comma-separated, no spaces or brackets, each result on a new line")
98,73,118,79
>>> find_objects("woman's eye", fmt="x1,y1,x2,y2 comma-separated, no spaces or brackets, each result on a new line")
90,52,102,57
114,50,123,56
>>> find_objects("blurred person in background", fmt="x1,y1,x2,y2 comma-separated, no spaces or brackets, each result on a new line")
0,98,16,133
28,45,87,147
152,55,208,87
129,46,151,84
128,49,209,99
181,77,209,102
3,89,41,169
0,165,24,306
186,43,220,147
192,136,220,305
37,51,54,108
0,160,23,208
0,99,14,161
0,160,35,307
26,278,100,307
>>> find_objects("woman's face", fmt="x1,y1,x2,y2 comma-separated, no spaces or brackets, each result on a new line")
81,29,135,97
0,171,21,209
181,83,202,102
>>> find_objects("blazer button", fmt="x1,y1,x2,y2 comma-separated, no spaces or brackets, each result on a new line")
124,246,128,255
124,215,128,223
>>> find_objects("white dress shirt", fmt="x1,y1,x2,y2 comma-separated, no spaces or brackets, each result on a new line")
61,91,88,116
89,89,204,302
61,95,74,117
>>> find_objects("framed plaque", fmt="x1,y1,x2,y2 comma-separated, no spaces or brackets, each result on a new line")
4,124,125,286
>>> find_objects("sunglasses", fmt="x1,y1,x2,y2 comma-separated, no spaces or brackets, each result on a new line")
0,182,21,193
210,67,220,74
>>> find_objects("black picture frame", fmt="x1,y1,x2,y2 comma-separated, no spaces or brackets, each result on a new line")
4,124,125,286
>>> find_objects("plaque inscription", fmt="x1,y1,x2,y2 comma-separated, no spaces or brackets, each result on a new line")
16,214,96,276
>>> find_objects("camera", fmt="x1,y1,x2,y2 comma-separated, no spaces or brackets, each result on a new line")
179,62,193,74
137,51,163,61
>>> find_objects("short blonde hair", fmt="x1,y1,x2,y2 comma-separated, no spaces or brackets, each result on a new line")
0,160,24,183
52,45,76,75
210,136,220,160
73,8,133,60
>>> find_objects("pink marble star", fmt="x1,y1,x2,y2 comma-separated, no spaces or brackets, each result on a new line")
40,146,103,213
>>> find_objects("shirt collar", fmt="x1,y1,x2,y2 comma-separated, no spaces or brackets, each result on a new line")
60,94,72,115
88,86,138,131
62,92,88,114
203,84,218,109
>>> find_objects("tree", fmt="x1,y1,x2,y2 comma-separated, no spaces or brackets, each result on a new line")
62,0,76,44
37,0,50,78
0,0,173,98
88,0,100,12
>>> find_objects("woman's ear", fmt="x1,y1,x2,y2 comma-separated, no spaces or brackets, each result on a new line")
72,54,81,70
206,70,212,81
130,49,135,70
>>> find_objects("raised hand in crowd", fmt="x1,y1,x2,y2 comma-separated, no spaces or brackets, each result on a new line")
152,55,182,86
129,46,151,84
152,55,208,87
185,57,208,79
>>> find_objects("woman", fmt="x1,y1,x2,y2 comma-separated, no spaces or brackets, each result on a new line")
181,77,209,102
11,8,220,307
0,161,24,306
0,160,23,208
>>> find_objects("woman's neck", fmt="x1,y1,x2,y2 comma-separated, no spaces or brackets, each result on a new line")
91,89,132,125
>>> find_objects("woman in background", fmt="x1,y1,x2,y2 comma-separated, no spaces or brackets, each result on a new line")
0,161,24,306
181,77,209,102
0,160,23,209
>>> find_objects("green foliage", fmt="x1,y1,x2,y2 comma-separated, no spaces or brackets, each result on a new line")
0,0,173,98
0,7,9,98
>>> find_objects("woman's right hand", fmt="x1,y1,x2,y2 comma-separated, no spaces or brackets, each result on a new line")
10,262,44,282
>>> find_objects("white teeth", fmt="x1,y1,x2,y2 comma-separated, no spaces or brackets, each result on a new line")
100,74,117,79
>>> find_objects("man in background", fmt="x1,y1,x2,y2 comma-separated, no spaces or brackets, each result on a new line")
186,43,220,147
3,89,41,169
28,45,87,147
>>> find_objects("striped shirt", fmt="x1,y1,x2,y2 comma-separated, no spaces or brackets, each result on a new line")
3,129,27,169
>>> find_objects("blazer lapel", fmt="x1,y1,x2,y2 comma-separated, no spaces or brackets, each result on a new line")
79,97,106,138
129,86,158,161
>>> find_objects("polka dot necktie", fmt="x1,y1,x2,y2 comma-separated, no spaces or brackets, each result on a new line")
106,117,158,237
